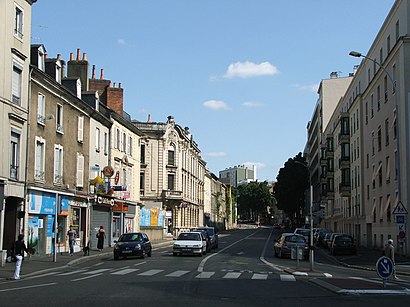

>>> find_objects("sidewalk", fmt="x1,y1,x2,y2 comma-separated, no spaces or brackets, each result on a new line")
0,237,174,280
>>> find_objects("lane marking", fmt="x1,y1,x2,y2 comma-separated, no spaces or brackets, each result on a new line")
71,273,103,282
223,272,242,279
111,269,139,275
280,274,296,282
25,272,60,279
83,269,111,275
0,282,57,293
92,262,104,267
57,269,88,276
138,269,163,276
251,273,268,280
133,262,147,267
166,270,190,277
195,272,215,279
323,273,333,278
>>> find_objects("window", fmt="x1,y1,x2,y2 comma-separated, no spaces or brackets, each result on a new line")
168,145,175,166
56,104,63,133
95,127,100,151
341,143,350,160
122,132,126,152
395,20,400,41
377,126,381,151
12,63,22,105
14,5,23,39
37,93,45,125
104,132,108,155
115,128,120,149
384,76,388,103
385,119,389,146
140,172,145,195
370,94,374,118
56,62,61,83
371,131,375,156
393,109,397,139
379,48,383,65
386,156,390,183
54,145,63,184
76,153,84,187
140,143,145,164
387,35,391,53
38,49,45,71
378,162,383,187
78,116,84,142
10,131,20,180
35,137,45,181
167,173,175,190
128,136,132,156
377,86,380,111
365,102,368,124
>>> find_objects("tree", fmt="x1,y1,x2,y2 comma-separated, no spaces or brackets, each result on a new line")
274,152,309,225
237,181,273,221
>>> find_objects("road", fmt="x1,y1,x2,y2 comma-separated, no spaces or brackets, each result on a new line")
0,227,409,306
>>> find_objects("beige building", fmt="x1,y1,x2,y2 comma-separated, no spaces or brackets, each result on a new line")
134,116,206,236
0,0,36,254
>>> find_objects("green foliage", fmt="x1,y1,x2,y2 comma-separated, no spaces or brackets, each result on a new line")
237,181,273,218
274,152,309,225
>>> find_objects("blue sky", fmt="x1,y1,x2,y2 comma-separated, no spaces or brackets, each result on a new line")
31,0,395,182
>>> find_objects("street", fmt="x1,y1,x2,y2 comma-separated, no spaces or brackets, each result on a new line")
0,228,409,306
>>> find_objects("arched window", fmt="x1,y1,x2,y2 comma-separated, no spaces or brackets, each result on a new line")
168,144,175,166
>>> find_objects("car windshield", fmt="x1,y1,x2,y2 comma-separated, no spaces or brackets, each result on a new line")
177,233,201,241
198,228,214,236
287,236,305,243
296,229,309,236
336,236,353,243
118,233,142,242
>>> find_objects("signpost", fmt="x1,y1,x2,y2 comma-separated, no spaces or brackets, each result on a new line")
376,256,394,288
393,201,408,256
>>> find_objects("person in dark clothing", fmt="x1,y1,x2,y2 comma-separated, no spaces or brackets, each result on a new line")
97,226,106,252
11,234,29,280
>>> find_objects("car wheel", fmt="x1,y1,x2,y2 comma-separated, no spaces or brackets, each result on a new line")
172,252,177,256
114,254,119,260
147,250,152,257
140,251,145,259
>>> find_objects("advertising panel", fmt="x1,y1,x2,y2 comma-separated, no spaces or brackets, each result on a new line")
29,192,56,215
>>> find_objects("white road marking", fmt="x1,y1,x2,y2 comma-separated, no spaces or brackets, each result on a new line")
293,271,308,276
92,262,104,267
57,269,88,276
166,270,190,277
0,283,57,292
237,252,244,255
251,273,268,280
223,272,242,279
111,269,139,275
83,269,111,275
133,261,147,266
196,272,215,279
71,273,103,281
280,274,296,282
323,273,333,278
138,269,163,276
25,272,60,279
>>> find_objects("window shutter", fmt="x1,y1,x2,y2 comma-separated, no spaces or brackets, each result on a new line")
76,154,84,187
78,116,84,142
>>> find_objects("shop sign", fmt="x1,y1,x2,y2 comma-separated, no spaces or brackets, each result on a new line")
29,192,56,215
97,196,114,206
113,202,129,213
114,171,120,185
112,185,127,191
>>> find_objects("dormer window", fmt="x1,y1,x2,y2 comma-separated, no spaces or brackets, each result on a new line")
56,61,61,83
76,79,81,99
38,49,45,71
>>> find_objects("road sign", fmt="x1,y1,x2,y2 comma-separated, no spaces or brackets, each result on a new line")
392,201,408,215
396,215,405,224
376,256,394,279
399,230,406,239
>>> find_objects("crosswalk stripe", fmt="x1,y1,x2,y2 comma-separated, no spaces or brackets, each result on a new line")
251,273,268,280
324,273,333,278
138,269,163,276
166,270,190,277
111,269,140,275
280,274,296,282
223,272,242,279
57,269,88,276
83,269,111,275
196,272,215,279
71,273,103,282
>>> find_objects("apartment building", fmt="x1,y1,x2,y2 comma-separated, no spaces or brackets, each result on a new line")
219,165,256,187
310,0,410,256
0,0,36,253
134,116,206,236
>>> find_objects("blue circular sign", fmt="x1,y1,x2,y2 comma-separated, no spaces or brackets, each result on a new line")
376,256,394,279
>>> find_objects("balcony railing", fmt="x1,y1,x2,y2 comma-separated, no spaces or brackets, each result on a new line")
10,165,18,180
56,123,64,133
37,114,46,125
34,170,45,181
54,174,63,184
162,190,183,201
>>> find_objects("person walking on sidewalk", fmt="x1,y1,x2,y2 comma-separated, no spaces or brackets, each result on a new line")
97,226,106,252
11,234,30,280
67,225,76,256
385,239,398,279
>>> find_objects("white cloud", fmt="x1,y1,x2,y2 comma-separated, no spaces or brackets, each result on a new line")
293,83,318,92
224,61,279,79
117,38,126,45
243,161,266,169
205,152,227,158
203,100,231,110
242,101,263,108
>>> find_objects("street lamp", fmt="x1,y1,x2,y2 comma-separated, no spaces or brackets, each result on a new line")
293,160,314,271
349,50,404,253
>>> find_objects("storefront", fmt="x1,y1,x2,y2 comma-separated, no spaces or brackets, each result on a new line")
90,196,113,250
113,200,138,239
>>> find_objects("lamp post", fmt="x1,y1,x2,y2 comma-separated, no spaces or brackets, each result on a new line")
293,160,314,271
349,50,405,254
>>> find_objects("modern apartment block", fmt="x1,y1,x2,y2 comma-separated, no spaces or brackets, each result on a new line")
0,0,36,254
219,165,256,187
307,0,410,256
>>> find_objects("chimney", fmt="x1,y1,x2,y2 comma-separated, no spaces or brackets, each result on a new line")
100,69,104,80
147,114,151,123
67,48,89,91
92,65,96,79
330,71,338,78
106,82,124,116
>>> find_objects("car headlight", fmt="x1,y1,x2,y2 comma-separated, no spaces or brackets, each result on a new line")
134,244,141,250
193,244,201,248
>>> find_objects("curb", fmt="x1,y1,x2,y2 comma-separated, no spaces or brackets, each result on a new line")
339,261,410,277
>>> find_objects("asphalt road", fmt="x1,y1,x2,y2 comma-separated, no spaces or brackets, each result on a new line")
0,227,409,306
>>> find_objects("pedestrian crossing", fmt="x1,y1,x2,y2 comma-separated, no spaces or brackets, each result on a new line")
39,267,302,282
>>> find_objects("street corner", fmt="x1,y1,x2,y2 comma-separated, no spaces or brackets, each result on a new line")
310,277,410,295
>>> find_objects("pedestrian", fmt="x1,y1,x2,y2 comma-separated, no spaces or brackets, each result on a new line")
10,234,30,280
385,239,398,279
97,226,106,252
67,225,76,256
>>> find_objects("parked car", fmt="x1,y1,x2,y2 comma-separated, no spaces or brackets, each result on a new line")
196,226,218,249
173,231,207,256
113,232,152,260
294,228,311,243
330,234,357,255
196,229,212,253
325,233,343,249
274,233,309,259
315,229,332,247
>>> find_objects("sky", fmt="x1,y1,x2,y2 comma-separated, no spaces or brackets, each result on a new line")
31,0,396,182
